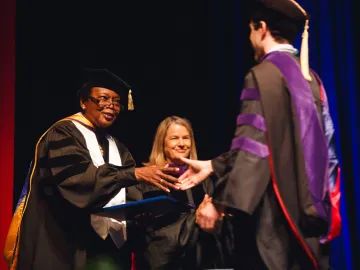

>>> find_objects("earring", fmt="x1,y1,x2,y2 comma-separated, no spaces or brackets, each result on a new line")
81,105,85,110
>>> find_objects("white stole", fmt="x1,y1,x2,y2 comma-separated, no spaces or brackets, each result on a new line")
72,120,127,248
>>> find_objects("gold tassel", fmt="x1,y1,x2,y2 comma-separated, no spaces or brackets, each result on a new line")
128,89,134,111
300,20,312,81
289,0,312,81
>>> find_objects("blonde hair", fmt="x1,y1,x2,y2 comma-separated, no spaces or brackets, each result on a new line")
144,116,198,167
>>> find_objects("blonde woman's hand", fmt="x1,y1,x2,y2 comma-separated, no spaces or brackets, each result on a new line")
197,194,212,210
195,202,225,233
196,194,212,221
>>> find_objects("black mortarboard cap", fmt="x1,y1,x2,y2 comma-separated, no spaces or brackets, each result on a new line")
252,0,308,22
250,0,312,81
81,68,134,110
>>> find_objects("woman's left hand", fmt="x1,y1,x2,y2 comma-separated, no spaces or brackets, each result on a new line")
197,194,212,213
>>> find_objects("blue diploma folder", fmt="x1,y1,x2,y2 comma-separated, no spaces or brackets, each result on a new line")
94,196,196,221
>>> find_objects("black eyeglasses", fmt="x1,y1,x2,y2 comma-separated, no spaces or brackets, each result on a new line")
88,96,124,111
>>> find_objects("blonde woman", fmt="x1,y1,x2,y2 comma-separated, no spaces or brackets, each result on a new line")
129,116,232,270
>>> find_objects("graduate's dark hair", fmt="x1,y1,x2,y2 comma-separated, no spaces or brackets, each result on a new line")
249,4,303,44
77,82,93,101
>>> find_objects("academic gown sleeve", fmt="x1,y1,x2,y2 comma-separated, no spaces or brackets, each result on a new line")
211,72,270,214
38,121,138,211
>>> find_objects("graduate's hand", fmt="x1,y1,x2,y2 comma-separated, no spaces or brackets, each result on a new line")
195,202,225,233
176,158,214,190
135,166,180,192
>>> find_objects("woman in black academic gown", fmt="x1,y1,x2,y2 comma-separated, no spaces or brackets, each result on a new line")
129,116,233,270
4,69,180,270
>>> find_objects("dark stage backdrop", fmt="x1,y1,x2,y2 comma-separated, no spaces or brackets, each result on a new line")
11,1,359,270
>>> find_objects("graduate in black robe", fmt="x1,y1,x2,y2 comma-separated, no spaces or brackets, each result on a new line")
176,1,341,269
129,116,233,270
4,69,180,270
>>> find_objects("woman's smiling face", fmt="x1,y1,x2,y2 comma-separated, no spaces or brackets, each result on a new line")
164,123,191,165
